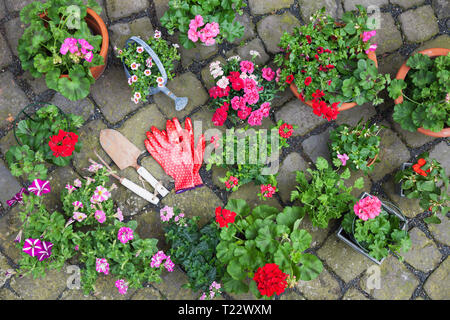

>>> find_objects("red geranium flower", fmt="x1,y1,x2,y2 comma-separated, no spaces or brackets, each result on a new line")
417,158,426,166
312,89,325,99
304,76,312,86
253,263,288,297
48,130,78,158
305,35,312,44
215,206,237,228
279,123,293,138
286,75,294,84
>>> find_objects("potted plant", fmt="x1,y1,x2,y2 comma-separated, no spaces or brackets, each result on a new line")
160,206,223,298
394,153,449,224
388,49,450,138
18,0,109,101
5,103,83,184
329,118,383,174
290,157,364,229
215,199,323,299
337,193,411,264
160,1,246,48
206,121,294,198
115,30,181,105
274,6,390,121
208,52,280,127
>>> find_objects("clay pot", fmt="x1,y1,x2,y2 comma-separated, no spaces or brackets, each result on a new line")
394,48,450,138
40,8,109,80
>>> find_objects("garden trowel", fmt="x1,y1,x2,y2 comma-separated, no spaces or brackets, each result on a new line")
99,129,169,199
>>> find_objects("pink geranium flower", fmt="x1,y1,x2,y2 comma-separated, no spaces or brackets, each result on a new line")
150,250,167,268
160,206,174,222
354,196,382,221
365,43,378,54
337,153,349,166
96,258,109,275
115,279,128,295
117,227,134,244
362,30,377,42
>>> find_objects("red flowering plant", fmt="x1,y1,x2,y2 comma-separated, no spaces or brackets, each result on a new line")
274,6,390,120
6,104,83,182
394,153,449,224
209,52,280,127
215,199,323,299
205,120,295,196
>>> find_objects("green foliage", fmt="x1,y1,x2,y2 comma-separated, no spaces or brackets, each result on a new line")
216,199,323,299
162,209,223,292
388,52,450,133
342,209,411,261
274,6,390,107
18,0,104,100
160,0,246,48
329,119,383,173
116,32,181,104
5,104,83,182
290,157,363,228
394,153,449,223
206,121,292,192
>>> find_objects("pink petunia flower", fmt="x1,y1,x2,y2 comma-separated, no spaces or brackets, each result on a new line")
337,153,349,166
73,211,87,222
93,186,111,202
94,210,106,223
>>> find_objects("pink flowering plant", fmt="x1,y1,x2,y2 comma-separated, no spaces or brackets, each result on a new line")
329,119,383,174
161,206,223,294
274,6,390,116
160,1,246,48
18,0,105,100
115,30,180,104
342,194,411,261
206,121,294,194
209,53,280,126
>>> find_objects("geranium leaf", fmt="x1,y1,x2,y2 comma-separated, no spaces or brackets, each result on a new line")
297,253,323,281
276,206,305,229
225,199,250,216
291,229,312,252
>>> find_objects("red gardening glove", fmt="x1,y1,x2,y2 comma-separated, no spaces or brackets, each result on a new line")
145,119,195,193
183,117,205,188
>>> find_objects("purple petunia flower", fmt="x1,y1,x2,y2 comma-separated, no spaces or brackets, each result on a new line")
7,188,29,206
36,241,53,261
22,238,43,257
28,179,51,196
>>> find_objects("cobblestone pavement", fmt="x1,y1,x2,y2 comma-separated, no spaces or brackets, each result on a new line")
0,0,449,300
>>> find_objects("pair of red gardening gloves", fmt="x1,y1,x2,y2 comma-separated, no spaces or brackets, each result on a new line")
145,117,205,193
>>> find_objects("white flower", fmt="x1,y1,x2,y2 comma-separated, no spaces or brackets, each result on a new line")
156,77,164,83
130,62,140,70
154,30,161,39
209,61,221,71
128,77,133,85
249,74,257,81
144,69,151,76
158,82,164,87
240,72,248,79
211,67,224,79
216,76,229,89
172,43,180,49
131,75,138,82
133,97,139,104
136,46,144,53
249,50,260,57
227,55,241,61
134,92,141,99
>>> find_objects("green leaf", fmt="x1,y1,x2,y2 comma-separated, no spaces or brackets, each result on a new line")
223,276,249,294
297,253,323,281
315,157,329,170
255,225,277,254
46,69,61,91
387,79,406,99
407,53,433,70
291,229,312,252
252,205,279,220
424,214,441,224
276,206,305,229
227,259,246,280
353,177,364,189
225,199,250,216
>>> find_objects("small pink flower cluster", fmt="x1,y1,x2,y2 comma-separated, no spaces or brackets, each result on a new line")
362,30,377,54
260,184,277,198
60,38,94,62
188,15,220,46
160,206,185,224
117,226,134,244
225,176,239,190
95,258,109,275
199,281,222,300
150,251,175,272
115,279,128,295
354,195,382,221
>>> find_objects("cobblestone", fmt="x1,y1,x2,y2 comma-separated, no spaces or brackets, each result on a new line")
399,5,439,43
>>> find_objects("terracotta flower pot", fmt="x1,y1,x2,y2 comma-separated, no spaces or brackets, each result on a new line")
394,48,450,138
290,50,378,111
367,152,378,167
40,8,109,80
